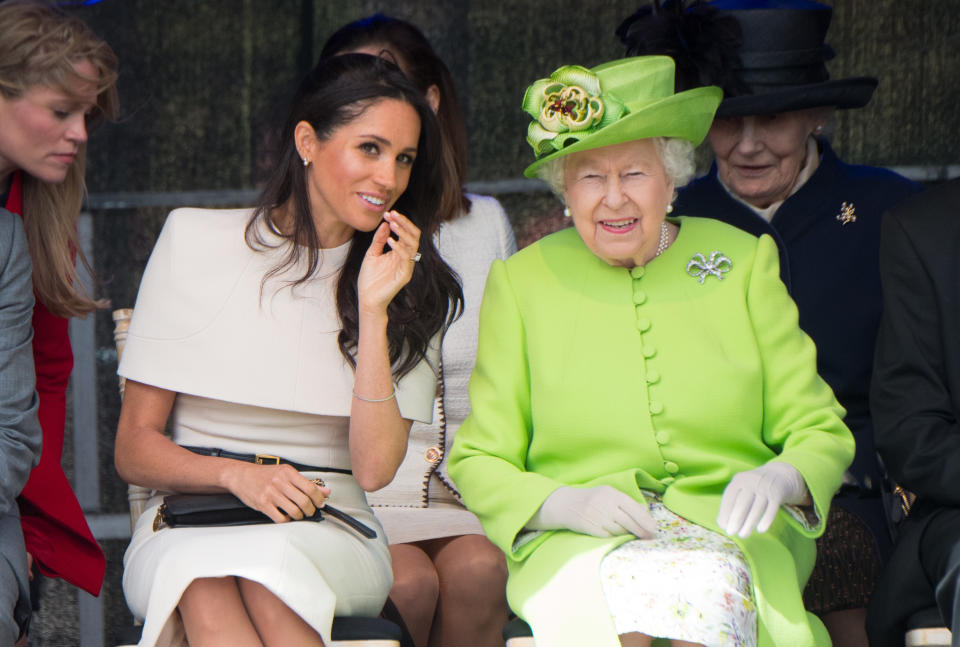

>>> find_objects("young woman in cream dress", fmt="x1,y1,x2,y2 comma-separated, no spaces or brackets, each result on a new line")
114,54,462,647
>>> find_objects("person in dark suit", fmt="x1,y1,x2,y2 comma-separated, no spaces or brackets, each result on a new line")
0,209,42,645
868,178,960,647
617,2,922,644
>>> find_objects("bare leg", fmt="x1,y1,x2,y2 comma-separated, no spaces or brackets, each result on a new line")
424,534,510,647
387,543,440,647
237,578,325,647
178,577,263,647
618,633,653,647
821,607,869,647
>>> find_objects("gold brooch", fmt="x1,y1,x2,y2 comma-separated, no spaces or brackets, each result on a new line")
836,201,856,225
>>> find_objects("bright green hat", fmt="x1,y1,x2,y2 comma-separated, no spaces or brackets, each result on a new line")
522,56,722,178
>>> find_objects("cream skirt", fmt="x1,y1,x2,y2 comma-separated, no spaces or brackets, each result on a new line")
122,472,391,647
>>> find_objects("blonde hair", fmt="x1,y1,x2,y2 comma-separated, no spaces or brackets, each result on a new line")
0,0,118,317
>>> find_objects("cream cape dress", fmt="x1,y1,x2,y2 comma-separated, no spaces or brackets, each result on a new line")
118,208,438,647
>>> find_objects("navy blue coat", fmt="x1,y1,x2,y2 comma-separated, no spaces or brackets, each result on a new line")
676,139,921,554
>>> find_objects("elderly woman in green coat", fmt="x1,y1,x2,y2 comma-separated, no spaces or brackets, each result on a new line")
448,56,854,647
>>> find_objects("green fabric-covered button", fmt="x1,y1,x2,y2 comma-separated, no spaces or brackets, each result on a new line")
649,401,663,415
630,266,645,279
664,461,679,474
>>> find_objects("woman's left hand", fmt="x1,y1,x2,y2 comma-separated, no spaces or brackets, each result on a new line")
717,461,811,538
357,210,421,316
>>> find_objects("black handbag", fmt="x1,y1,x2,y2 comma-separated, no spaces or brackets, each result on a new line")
153,492,376,538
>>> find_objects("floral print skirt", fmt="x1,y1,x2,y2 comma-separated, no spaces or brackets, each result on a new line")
599,497,757,647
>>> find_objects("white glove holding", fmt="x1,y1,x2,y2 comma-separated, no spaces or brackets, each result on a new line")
527,485,656,539
717,461,810,538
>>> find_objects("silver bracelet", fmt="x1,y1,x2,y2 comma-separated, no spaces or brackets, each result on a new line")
352,389,397,403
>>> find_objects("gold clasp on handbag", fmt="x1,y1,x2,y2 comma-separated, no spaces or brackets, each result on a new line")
153,504,168,531
256,454,280,465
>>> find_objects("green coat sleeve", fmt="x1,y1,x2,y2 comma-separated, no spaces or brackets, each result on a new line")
448,260,563,559
748,234,855,533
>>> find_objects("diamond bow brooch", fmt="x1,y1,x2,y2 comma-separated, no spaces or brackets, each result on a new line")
686,252,732,284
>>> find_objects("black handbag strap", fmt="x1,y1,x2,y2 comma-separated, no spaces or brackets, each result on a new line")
182,445,353,475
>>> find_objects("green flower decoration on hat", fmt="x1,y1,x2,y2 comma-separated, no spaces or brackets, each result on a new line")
522,65,627,157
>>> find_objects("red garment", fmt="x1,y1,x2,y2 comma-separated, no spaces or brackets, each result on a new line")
5,171,106,596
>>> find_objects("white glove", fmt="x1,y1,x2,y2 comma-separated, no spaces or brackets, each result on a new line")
527,485,656,539
717,461,810,538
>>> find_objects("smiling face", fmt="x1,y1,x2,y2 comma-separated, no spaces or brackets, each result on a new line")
708,109,822,208
0,59,99,185
296,97,421,247
562,138,674,268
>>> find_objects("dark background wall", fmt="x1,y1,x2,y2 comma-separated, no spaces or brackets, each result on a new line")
25,1,959,644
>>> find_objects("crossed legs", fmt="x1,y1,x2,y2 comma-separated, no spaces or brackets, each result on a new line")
179,576,325,647
388,533,509,647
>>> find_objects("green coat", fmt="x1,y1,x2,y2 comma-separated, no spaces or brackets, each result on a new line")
448,217,854,647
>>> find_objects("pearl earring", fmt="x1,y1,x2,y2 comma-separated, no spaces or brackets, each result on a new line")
563,207,571,218
302,157,310,167
666,203,674,214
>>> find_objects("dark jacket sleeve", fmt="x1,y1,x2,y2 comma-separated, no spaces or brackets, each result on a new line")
0,210,41,517
871,205,960,505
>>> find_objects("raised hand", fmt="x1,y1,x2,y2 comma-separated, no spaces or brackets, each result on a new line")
224,462,331,524
527,485,657,539
357,210,421,316
717,461,810,538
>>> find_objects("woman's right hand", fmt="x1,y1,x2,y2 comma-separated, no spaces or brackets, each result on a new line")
356,210,421,317
222,462,331,523
527,485,656,538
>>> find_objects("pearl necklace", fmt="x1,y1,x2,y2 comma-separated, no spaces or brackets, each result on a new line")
654,221,670,257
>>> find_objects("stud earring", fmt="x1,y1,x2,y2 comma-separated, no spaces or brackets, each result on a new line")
302,157,310,167
666,203,674,214
563,207,571,218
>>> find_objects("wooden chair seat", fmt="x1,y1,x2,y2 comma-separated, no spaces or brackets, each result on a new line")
906,605,951,647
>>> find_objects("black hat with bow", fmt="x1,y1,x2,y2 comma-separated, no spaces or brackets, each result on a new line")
617,0,878,119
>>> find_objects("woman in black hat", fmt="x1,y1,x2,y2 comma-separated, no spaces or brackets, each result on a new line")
618,1,922,645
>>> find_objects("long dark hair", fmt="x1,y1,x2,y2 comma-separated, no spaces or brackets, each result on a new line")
246,54,462,379
320,14,471,224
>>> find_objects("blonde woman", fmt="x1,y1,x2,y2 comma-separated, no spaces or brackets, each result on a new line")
0,0,118,601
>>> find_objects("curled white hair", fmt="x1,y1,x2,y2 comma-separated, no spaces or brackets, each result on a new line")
534,137,696,203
